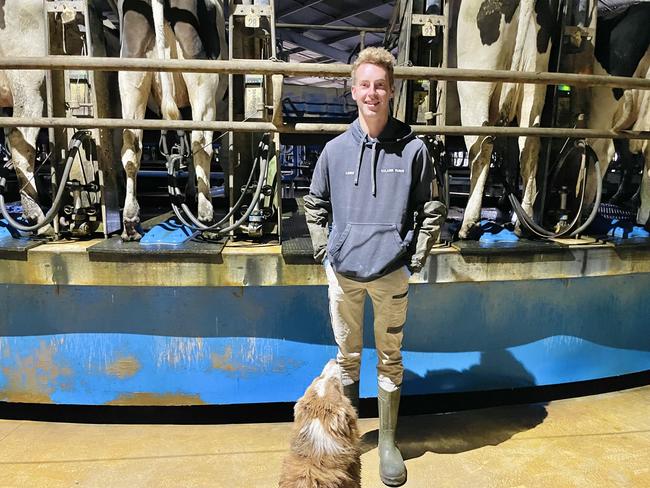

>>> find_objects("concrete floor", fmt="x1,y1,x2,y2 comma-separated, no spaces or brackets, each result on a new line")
0,386,648,488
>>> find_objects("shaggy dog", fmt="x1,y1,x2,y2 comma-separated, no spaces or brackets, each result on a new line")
279,360,361,488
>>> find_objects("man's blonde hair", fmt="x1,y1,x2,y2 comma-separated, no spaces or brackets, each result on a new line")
351,47,396,89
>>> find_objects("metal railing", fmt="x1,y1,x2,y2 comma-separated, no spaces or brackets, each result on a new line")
0,116,646,140
0,55,648,140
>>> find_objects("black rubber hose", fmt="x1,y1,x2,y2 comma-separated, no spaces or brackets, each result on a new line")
509,141,602,238
175,139,260,229
171,151,269,234
168,134,270,233
167,139,258,230
168,135,265,230
0,131,88,233
210,152,270,235
509,143,588,238
566,143,602,236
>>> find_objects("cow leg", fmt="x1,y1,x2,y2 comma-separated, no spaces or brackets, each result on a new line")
6,126,47,229
514,79,547,235
515,135,540,235
6,73,50,234
118,69,152,241
459,134,493,239
586,137,616,208
182,72,218,224
193,126,215,225
172,3,219,225
119,9,154,241
457,78,495,239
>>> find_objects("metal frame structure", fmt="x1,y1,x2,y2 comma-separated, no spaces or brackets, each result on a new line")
1,4,650,408
0,115,647,140
25,1,122,239
1,50,647,244
2,55,649,88
227,0,281,237
0,56,648,141
2,47,646,245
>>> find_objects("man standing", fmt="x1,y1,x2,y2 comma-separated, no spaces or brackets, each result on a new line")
304,47,446,487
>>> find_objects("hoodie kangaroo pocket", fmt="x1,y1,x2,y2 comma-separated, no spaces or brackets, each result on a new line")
330,223,404,279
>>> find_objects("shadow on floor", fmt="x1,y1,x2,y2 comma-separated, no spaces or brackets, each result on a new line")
361,402,548,459
361,348,548,458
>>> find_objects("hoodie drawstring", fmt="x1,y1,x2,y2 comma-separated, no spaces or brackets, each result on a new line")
355,135,380,197
370,142,377,197
354,134,367,187
350,117,415,197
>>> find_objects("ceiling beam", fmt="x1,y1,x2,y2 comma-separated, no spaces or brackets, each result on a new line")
279,0,393,25
321,27,386,46
280,30,352,63
278,0,329,20
320,1,394,25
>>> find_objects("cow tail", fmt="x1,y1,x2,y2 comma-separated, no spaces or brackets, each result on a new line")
152,0,180,120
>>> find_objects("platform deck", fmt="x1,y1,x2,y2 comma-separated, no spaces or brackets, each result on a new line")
1,226,649,406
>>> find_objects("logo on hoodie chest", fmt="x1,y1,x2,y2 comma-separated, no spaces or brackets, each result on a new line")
344,168,404,176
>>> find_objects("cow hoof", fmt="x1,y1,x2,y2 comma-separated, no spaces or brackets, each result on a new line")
121,229,143,242
196,192,213,222
121,218,143,242
197,207,214,226
458,223,480,240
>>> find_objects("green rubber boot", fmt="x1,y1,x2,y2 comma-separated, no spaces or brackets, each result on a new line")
378,386,406,486
343,381,359,412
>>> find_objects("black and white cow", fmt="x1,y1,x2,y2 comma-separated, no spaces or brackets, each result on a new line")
455,0,559,239
0,0,49,232
118,0,227,240
587,2,650,228
456,0,650,238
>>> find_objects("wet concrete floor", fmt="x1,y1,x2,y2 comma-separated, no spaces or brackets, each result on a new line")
0,385,648,487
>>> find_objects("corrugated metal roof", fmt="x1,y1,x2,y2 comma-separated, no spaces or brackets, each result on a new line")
276,0,394,64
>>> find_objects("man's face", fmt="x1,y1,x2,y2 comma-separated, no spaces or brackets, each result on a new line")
351,63,393,122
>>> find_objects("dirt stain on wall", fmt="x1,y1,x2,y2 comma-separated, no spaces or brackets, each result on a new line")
105,356,141,379
105,392,206,406
211,346,237,372
0,340,72,404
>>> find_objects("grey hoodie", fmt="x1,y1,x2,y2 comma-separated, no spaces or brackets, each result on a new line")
304,116,446,281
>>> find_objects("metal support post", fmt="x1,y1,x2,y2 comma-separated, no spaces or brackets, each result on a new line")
42,0,120,237
228,0,279,239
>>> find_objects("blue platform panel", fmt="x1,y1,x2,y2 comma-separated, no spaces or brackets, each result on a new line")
140,219,198,246
1,273,649,405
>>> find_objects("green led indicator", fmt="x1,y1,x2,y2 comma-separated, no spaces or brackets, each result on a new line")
558,84,571,92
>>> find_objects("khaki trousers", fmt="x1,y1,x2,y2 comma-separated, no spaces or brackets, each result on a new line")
325,262,410,392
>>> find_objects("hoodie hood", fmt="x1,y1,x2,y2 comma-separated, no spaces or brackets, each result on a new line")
350,116,415,144
351,117,415,196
